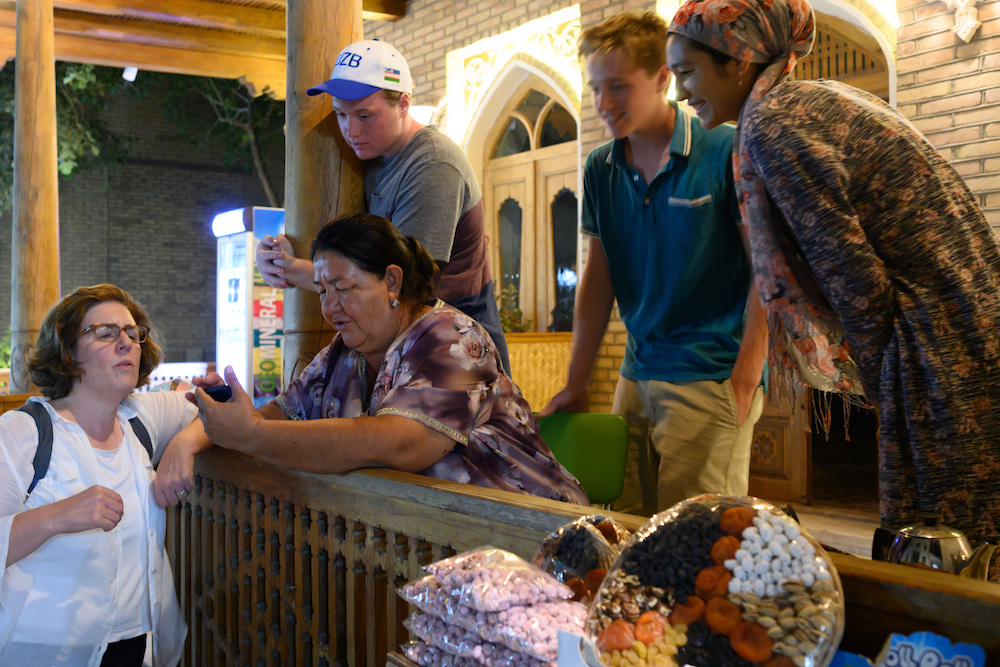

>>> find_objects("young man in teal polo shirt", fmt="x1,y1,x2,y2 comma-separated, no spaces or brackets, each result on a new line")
540,11,767,515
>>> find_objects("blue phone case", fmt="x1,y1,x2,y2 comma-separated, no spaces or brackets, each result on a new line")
204,384,233,402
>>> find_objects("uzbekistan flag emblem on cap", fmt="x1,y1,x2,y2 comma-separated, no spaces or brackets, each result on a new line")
384,67,401,83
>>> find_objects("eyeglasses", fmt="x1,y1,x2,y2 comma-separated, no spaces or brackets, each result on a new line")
74,323,150,344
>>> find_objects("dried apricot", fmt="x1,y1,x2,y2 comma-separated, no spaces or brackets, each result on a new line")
668,595,705,627
694,565,732,599
634,610,667,645
705,597,742,635
597,619,636,652
584,568,607,593
730,621,774,662
565,576,589,602
594,520,622,544
763,657,797,667
711,535,741,565
719,506,757,537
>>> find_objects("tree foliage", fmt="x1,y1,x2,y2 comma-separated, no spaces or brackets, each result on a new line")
0,62,285,212
153,74,285,206
0,61,131,212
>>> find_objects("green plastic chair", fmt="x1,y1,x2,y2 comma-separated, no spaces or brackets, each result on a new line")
536,412,629,507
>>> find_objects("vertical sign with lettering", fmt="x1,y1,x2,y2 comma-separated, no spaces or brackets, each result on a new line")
251,207,285,407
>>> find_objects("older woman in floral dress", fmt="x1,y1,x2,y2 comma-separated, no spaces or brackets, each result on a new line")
193,213,587,504
665,0,1000,569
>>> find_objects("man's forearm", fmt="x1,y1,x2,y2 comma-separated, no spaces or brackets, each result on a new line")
565,238,616,387
284,258,319,291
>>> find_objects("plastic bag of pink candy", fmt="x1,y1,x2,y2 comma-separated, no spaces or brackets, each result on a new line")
401,640,487,667
405,612,555,667
399,574,586,661
479,599,587,661
424,546,573,612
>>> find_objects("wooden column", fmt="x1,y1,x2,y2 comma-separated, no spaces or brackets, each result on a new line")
282,0,365,384
10,0,60,393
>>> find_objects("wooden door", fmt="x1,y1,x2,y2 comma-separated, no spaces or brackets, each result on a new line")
749,385,812,504
483,153,534,325
533,142,578,331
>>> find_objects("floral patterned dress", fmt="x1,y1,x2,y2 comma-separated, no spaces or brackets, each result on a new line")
275,301,588,504
742,78,1000,547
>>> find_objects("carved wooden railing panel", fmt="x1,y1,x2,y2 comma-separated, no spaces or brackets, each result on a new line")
167,449,1000,666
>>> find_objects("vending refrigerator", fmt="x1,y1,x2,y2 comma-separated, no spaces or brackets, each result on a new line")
214,206,285,407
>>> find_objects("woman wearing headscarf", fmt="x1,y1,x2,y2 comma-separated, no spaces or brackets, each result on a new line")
666,0,1000,566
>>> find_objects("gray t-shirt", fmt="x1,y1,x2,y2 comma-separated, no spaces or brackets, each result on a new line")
365,126,491,302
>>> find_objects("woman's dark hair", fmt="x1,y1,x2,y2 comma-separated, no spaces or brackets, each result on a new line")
310,213,440,306
28,284,164,399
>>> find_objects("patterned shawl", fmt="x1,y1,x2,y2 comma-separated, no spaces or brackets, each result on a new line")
669,0,865,396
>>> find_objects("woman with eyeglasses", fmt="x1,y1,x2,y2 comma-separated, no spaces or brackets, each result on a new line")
0,284,206,666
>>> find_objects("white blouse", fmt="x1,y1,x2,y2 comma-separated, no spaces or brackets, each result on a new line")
0,391,197,667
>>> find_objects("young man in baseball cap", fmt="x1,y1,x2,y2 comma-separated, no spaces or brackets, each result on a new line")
257,39,510,373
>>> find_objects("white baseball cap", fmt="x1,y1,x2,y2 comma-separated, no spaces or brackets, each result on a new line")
307,39,413,100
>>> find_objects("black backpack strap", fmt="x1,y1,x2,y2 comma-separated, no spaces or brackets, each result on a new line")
128,416,155,467
17,402,53,500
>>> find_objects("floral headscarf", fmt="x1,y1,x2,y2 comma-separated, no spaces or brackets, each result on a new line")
670,0,864,397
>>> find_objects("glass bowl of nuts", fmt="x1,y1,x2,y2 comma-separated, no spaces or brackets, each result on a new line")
587,494,845,667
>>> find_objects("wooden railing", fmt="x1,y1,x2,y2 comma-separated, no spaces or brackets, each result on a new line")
165,448,602,666
167,448,1000,667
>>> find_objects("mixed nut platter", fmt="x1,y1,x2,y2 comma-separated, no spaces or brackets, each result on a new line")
584,495,845,667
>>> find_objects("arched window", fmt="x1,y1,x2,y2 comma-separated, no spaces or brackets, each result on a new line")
549,188,577,331
498,198,523,314
492,118,531,159
540,103,576,148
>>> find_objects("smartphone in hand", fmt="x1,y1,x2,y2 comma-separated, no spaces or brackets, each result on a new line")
203,384,233,402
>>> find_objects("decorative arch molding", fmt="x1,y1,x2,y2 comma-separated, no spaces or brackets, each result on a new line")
462,55,580,176
444,5,581,152
810,0,899,106
944,0,981,42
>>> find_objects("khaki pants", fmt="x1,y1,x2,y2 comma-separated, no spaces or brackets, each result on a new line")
611,377,764,516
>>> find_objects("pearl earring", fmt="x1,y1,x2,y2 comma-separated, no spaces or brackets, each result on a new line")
391,298,399,308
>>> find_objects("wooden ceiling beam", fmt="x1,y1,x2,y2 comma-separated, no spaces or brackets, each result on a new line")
0,0,411,98
362,0,406,21
45,0,404,33
0,4,285,58
51,0,286,38
0,25,287,98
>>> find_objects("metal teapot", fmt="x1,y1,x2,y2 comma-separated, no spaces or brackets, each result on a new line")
872,514,999,580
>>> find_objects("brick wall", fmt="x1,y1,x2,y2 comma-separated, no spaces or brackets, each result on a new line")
0,78,285,363
365,0,583,102
896,0,1000,229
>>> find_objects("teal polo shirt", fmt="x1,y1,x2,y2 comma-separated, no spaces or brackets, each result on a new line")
581,103,752,382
